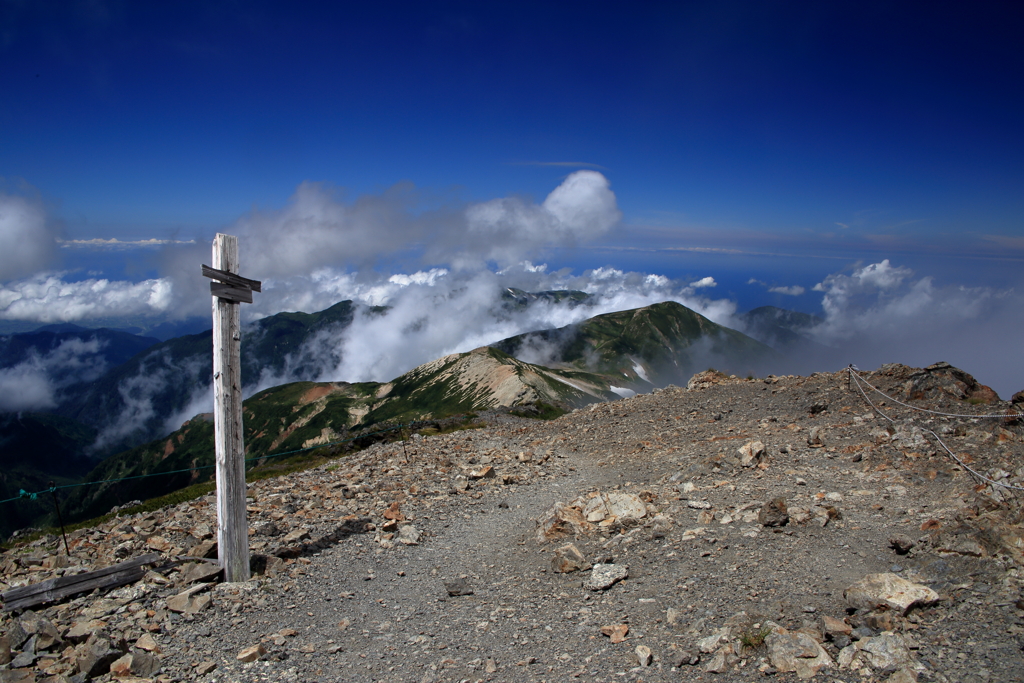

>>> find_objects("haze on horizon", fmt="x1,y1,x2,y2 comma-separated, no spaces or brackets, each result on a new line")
1,1,1022,399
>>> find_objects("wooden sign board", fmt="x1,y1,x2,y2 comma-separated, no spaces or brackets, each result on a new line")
203,263,262,305
210,282,253,304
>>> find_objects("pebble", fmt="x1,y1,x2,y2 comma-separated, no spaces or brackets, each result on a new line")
585,563,628,591
236,644,265,662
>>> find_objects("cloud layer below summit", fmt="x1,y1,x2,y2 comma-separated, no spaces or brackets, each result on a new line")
2,173,1023,404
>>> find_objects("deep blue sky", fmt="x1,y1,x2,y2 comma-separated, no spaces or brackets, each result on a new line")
2,1,1023,315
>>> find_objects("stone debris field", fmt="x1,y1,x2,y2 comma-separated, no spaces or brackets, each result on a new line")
2,362,1023,683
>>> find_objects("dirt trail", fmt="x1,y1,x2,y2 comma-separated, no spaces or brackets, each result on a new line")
2,365,1023,683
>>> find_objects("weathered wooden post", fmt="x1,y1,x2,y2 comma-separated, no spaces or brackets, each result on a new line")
202,234,261,582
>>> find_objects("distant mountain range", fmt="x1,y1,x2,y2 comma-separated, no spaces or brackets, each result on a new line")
0,294,809,537
0,316,212,340
500,287,592,310
0,324,161,386
738,306,824,352
54,300,367,454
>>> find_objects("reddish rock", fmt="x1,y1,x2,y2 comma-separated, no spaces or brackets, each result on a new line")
383,502,405,521
466,465,495,479
904,361,1000,404
109,651,158,678
134,634,160,653
550,543,590,573
236,644,266,662
145,536,171,552
600,624,629,644
535,502,593,543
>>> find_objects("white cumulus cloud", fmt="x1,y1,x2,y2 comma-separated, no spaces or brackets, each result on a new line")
461,170,620,268
801,259,1023,398
0,274,174,323
1,172,621,324
0,190,57,281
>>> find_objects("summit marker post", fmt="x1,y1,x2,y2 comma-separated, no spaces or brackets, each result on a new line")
202,234,261,582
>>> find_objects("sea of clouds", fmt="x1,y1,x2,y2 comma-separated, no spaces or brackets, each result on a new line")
1,171,1022,449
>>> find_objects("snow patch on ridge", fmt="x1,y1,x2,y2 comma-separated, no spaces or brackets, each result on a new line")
631,360,650,383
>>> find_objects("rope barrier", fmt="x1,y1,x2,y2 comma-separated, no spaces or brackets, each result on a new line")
0,422,411,507
849,367,1023,420
847,367,1024,493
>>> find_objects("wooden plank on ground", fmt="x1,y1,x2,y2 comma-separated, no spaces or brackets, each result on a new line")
1,553,161,612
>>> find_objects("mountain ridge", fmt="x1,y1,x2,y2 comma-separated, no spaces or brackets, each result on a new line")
495,300,779,385
53,300,771,525
7,296,803,535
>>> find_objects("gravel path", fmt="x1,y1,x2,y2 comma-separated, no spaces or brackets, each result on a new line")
2,364,1023,683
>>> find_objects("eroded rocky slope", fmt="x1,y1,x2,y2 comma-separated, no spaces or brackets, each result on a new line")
2,363,1023,683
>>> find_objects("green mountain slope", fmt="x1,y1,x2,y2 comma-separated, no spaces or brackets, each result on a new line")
362,346,615,425
495,300,778,386
59,346,619,523
57,300,366,454
43,300,780,528
0,413,98,539
500,288,592,310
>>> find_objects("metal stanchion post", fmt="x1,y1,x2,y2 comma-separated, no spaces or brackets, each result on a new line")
49,481,71,556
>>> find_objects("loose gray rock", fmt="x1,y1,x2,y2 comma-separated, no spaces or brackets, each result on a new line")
585,563,628,591
759,498,789,527
550,543,590,573
889,535,915,555
397,525,421,545
77,634,123,678
178,561,223,585
254,521,281,537
669,649,699,667
444,578,474,596
9,650,36,668
844,573,939,614
738,440,766,467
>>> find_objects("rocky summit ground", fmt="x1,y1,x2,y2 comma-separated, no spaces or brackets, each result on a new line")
2,362,1024,683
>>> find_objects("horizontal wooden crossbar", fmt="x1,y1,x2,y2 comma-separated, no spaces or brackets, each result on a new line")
201,264,262,292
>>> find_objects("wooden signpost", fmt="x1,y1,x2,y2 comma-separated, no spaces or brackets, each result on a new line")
202,234,261,582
